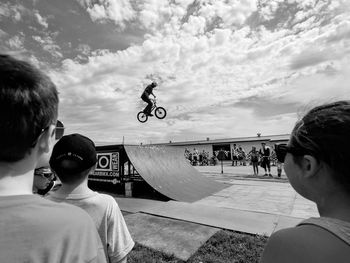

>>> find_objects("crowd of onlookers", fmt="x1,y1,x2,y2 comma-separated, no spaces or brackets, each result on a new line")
233,143,282,177
232,144,277,166
184,144,282,177
1,54,349,263
184,148,213,166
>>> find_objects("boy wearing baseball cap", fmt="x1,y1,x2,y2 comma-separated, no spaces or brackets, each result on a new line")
47,133,134,263
0,55,106,263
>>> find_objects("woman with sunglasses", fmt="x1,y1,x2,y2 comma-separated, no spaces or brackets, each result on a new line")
261,101,350,263
33,120,65,195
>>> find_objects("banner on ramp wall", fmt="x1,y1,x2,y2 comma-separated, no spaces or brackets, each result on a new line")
89,152,120,184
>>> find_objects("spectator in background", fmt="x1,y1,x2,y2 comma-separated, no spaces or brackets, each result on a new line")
184,148,190,159
201,150,208,165
199,150,203,165
188,152,193,165
211,155,218,166
276,161,283,178
33,167,55,195
238,146,246,166
47,134,134,263
193,148,199,166
275,145,283,178
231,144,239,166
184,148,191,164
0,54,106,263
261,101,350,263
259,142,272,177
270,149,277,166
249,146,260,176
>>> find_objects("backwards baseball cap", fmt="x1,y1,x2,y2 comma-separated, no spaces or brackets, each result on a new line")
49,133,97,175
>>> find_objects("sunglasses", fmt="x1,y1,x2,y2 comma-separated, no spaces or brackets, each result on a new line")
31,120,65,147
274,143,306,163
34,168,53,179
34,173,52,179
55,120,65,140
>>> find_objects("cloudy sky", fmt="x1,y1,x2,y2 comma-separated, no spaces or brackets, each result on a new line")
1,0,350,144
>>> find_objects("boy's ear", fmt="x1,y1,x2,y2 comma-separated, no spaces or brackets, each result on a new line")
36,125,56,159
38,125,56,152
35,125,56,168
300,155,320,178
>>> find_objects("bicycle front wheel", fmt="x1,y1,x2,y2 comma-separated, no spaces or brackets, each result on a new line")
137,111,148,123
155,107,166,119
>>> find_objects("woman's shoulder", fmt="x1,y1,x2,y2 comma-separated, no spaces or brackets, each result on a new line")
261,220,350,263
298,217,350,245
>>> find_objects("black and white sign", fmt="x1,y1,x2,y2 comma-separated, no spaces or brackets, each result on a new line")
96,152,119,172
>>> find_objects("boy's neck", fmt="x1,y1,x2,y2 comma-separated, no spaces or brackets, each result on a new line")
0,158,36,196
56,177,92,195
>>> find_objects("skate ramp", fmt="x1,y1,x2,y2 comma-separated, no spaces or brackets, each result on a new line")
124,145,227,202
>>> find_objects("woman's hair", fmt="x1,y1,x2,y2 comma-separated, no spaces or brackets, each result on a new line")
290,100,350,189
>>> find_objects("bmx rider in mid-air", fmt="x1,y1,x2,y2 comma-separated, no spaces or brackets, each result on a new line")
141,81,157,116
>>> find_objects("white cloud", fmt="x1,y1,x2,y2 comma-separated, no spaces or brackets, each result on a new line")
198,0,257,27
0,3,11,18
77,43,91,55
258,0,284,21
323,19,350,43
280,69,350,106
182,15,206,35
212,28,231,45
76,0,136,28
34,11,48,28
0,3,22,22
7,35,24,49
138,0,172,30
32,35,62,58
174,0,195,8
28,55,42,68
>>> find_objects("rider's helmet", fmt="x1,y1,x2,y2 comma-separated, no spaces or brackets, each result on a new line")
151,81,157,87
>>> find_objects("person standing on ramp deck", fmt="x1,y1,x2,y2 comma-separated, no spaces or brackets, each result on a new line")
141,81,157,116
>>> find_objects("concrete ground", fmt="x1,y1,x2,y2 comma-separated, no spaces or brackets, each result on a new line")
194,164,318,219
118,163,319,261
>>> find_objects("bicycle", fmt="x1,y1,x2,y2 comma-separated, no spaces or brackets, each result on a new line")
137,98,167,123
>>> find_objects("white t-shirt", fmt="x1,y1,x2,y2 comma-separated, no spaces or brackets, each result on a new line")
46,191,134,263
0,195,107,263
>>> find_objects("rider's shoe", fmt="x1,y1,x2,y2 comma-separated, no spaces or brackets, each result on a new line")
148,113,153,116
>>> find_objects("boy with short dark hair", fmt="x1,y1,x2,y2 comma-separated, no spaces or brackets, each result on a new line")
47,133,134,263
0,54,106,262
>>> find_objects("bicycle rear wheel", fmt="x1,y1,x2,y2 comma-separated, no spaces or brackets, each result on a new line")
137,111,148,123
155,107,166,119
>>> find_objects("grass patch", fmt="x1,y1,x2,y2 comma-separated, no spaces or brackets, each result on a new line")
128,230,268,263
128,243,180,263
